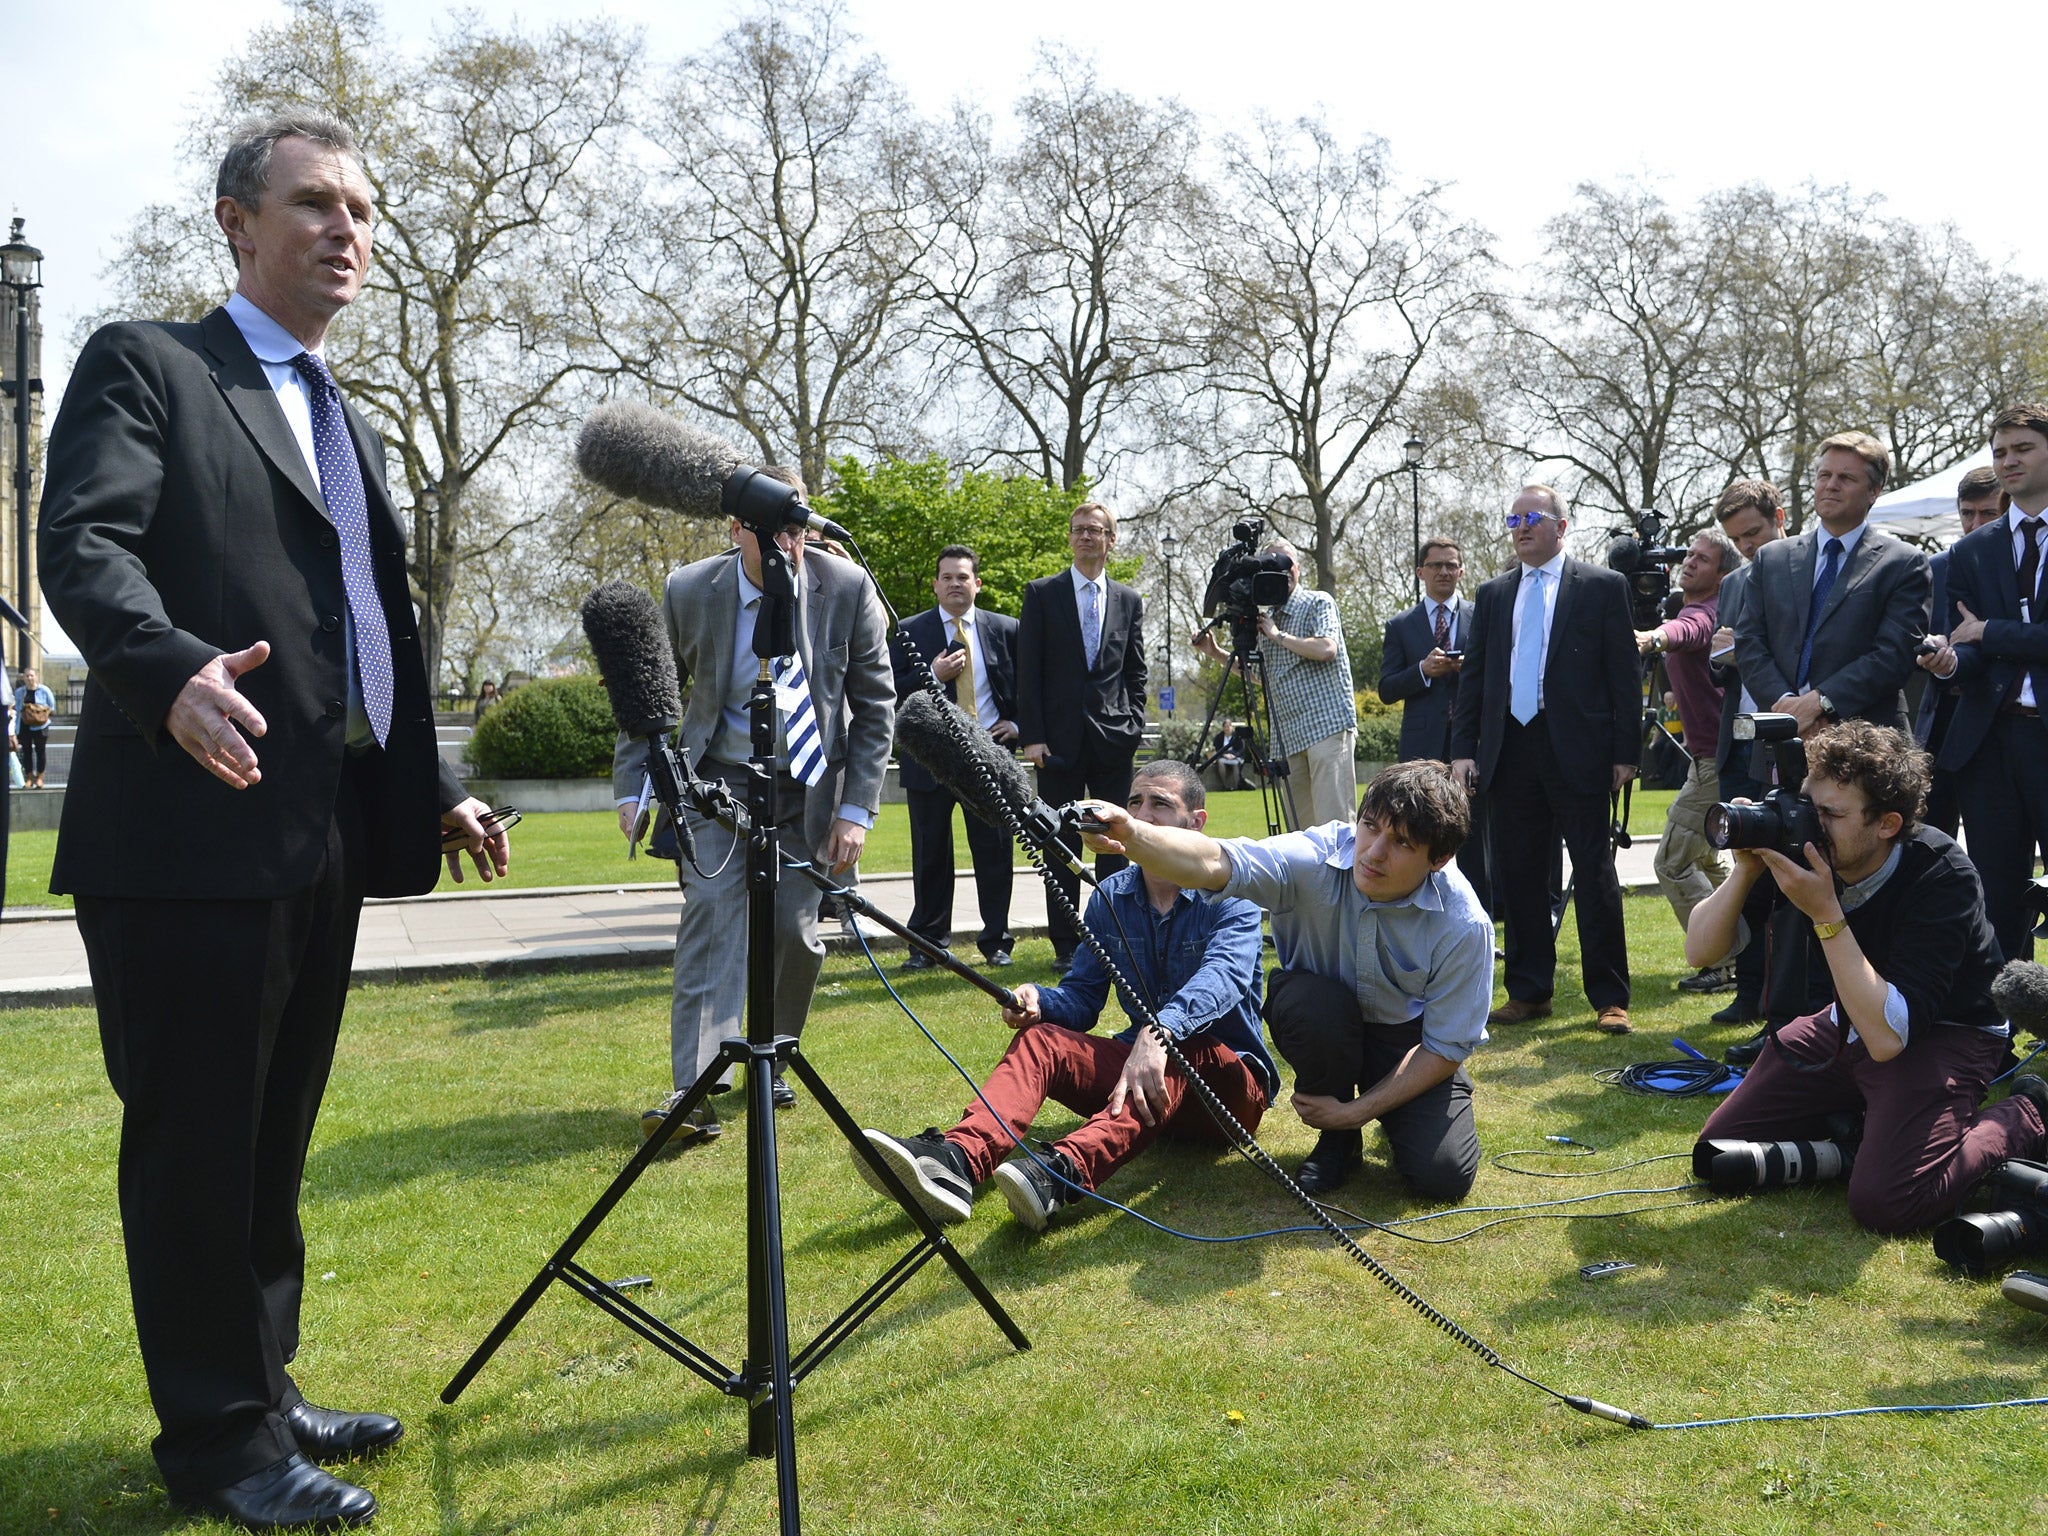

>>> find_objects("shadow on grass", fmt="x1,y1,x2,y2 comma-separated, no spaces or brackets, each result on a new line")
441,971,670,1034
305,1109,629,1198
0,1437,174,1535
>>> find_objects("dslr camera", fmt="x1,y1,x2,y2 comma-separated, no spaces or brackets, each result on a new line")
1932,1158,2048,1275
1703,713,1825,861
1605,509,1691,631
1201,518,1295,642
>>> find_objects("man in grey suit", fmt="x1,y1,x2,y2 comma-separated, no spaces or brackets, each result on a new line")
1730,431,1929,742
1380,537,1487,908
616,509,894,1141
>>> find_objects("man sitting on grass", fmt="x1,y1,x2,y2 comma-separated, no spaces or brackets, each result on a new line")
855,759,1274,1231
1081,760,1494,1202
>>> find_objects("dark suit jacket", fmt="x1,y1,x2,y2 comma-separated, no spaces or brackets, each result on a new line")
38,310,459,900
1379,596,1473,761
1015,570,1147,769
1934,520,2048,772
1730,523,1928,735
1448,556,1641,792
891,604,1019,794
1915,549,1957,749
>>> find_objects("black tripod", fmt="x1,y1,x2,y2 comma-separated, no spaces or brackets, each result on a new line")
442,547,1027,1535
1187,612,1298,835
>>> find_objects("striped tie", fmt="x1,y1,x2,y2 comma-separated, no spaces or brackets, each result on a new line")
774,652,827,786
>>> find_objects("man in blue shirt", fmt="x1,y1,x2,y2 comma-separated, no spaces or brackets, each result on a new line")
856,759,1272,1231
1078,760,1494,1201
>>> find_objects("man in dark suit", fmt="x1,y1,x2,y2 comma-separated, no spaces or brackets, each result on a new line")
1379,537,1488,908
1920,405,2048,960
891,544,1020,968
1017,500,1148,972
1450,485,1640,1034
1730,431,1928,743
37,111,506,1529
1915,466,2005,839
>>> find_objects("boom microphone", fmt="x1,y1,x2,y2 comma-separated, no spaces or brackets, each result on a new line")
895,690,1090,881
575,401,852,541
580,580,682,739
1993,959,2048,1039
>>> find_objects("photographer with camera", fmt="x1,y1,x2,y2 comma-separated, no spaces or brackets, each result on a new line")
1684,718,2047,1233
1195,535,1357,828
1637,529,1742,988
1075,760,1493,1201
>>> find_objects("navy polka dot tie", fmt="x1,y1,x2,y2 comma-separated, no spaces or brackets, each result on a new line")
291,351,395,747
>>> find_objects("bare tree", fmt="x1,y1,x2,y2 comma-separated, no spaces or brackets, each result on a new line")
622,2,930,493
97,0,640,688
918,48,1202,490
1187,114,1492,590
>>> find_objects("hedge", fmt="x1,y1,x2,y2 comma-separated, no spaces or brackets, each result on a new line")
466,674,616,779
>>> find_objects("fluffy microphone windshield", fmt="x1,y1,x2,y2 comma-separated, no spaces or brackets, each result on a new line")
576,401,743,517
896,690,1034,829
580,580,682,739
1993,959,2048,1037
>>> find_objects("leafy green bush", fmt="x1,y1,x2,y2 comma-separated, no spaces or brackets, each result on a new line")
466,674,616,779
1356,711,1403,764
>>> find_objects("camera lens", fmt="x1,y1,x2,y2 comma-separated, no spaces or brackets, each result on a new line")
1705,801,1775,852
1931,1207,2048,1275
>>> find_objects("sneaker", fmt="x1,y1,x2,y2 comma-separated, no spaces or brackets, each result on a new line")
854,1128,975,1224
640,1091,721,1146
994,1148,1082,1232
1678,965,1736,994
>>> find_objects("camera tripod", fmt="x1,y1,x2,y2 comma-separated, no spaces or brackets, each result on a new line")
1186,612,1299,836
442,548,1027,1536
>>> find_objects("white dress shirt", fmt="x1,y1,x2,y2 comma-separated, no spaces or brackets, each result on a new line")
1509,552,1566,712
2006,506,2047,708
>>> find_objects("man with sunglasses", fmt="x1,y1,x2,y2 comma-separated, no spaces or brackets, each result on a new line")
1450,487,1641,1034
1683,720,2046,1233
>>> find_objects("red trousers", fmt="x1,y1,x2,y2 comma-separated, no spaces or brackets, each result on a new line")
1698,1008,2046,1234
948,1024,1267,1190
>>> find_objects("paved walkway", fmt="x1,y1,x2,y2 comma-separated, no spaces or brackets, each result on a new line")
0,844,1664,1009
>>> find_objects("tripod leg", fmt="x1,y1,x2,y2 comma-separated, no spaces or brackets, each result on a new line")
741,1042,802,1531
785,1048,1031,1351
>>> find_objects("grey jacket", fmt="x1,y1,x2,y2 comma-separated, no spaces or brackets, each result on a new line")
613,547,894,859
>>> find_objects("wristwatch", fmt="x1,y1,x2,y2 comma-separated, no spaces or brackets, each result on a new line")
1817,694,1839,720
1812,916,1850,942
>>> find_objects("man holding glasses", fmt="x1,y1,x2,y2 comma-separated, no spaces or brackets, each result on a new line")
1450,486,1641,1033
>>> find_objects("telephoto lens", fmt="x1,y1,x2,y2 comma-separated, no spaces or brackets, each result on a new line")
1930,1159,2048,1275
1693,1137,1850,1195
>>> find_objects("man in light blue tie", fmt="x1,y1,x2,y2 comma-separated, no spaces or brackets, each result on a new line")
1450,486,1642,1034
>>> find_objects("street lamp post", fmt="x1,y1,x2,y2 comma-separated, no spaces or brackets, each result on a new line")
1403,434,1425,604
1,219,43,674
1159,529,1179,716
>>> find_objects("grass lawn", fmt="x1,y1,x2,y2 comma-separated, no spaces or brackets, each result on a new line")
3,901,2043,1534
2,788,1393,911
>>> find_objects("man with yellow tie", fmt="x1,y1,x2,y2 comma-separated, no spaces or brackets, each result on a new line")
892,545,1022,969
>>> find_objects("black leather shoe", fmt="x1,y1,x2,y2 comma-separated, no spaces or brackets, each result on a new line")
771,1075,797,1110
899,949,937,972
1296,1128,1363,1195
985,948,1014,968
1724,1027,1769,1067
285,1400,404,1463
186,1452,376,1530
1711,997,1762,1026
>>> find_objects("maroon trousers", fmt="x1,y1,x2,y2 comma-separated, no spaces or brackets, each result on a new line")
948,1024,1267,1190
1699,1008,2046,1234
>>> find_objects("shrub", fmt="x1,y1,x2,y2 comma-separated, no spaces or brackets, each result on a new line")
466,674,616,779
1356,712,1403,764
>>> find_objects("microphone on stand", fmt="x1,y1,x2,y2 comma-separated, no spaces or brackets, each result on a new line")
894,690,1094,883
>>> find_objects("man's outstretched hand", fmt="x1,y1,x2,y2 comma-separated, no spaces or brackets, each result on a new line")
167,643,271,789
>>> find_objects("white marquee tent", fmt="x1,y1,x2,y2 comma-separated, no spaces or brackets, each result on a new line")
1868,447,1992,544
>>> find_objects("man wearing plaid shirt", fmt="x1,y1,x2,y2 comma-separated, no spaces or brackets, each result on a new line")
1198,539,1357,826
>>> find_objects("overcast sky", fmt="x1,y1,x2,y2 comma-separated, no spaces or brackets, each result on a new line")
8,0,2021,653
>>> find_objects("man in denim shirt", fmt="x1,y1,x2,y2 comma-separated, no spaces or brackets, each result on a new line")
1079,760,1493,1201
856,760,1272,1231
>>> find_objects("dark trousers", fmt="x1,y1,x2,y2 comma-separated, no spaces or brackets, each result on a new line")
905,783,1015,958
1491,715,1629,1010
18,726,49,777
1718,760,1771,1010
76,766,368,1498
1699,1008,2046,1234
1038,749,1134,962
1458,789,1494,913
946,1025,1266,1190
1264,972,1479,1201
1957,712,2048,962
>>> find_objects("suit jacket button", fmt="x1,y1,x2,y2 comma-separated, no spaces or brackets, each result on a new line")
325,699,346,720
320,530,337,548
322,615,340,632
